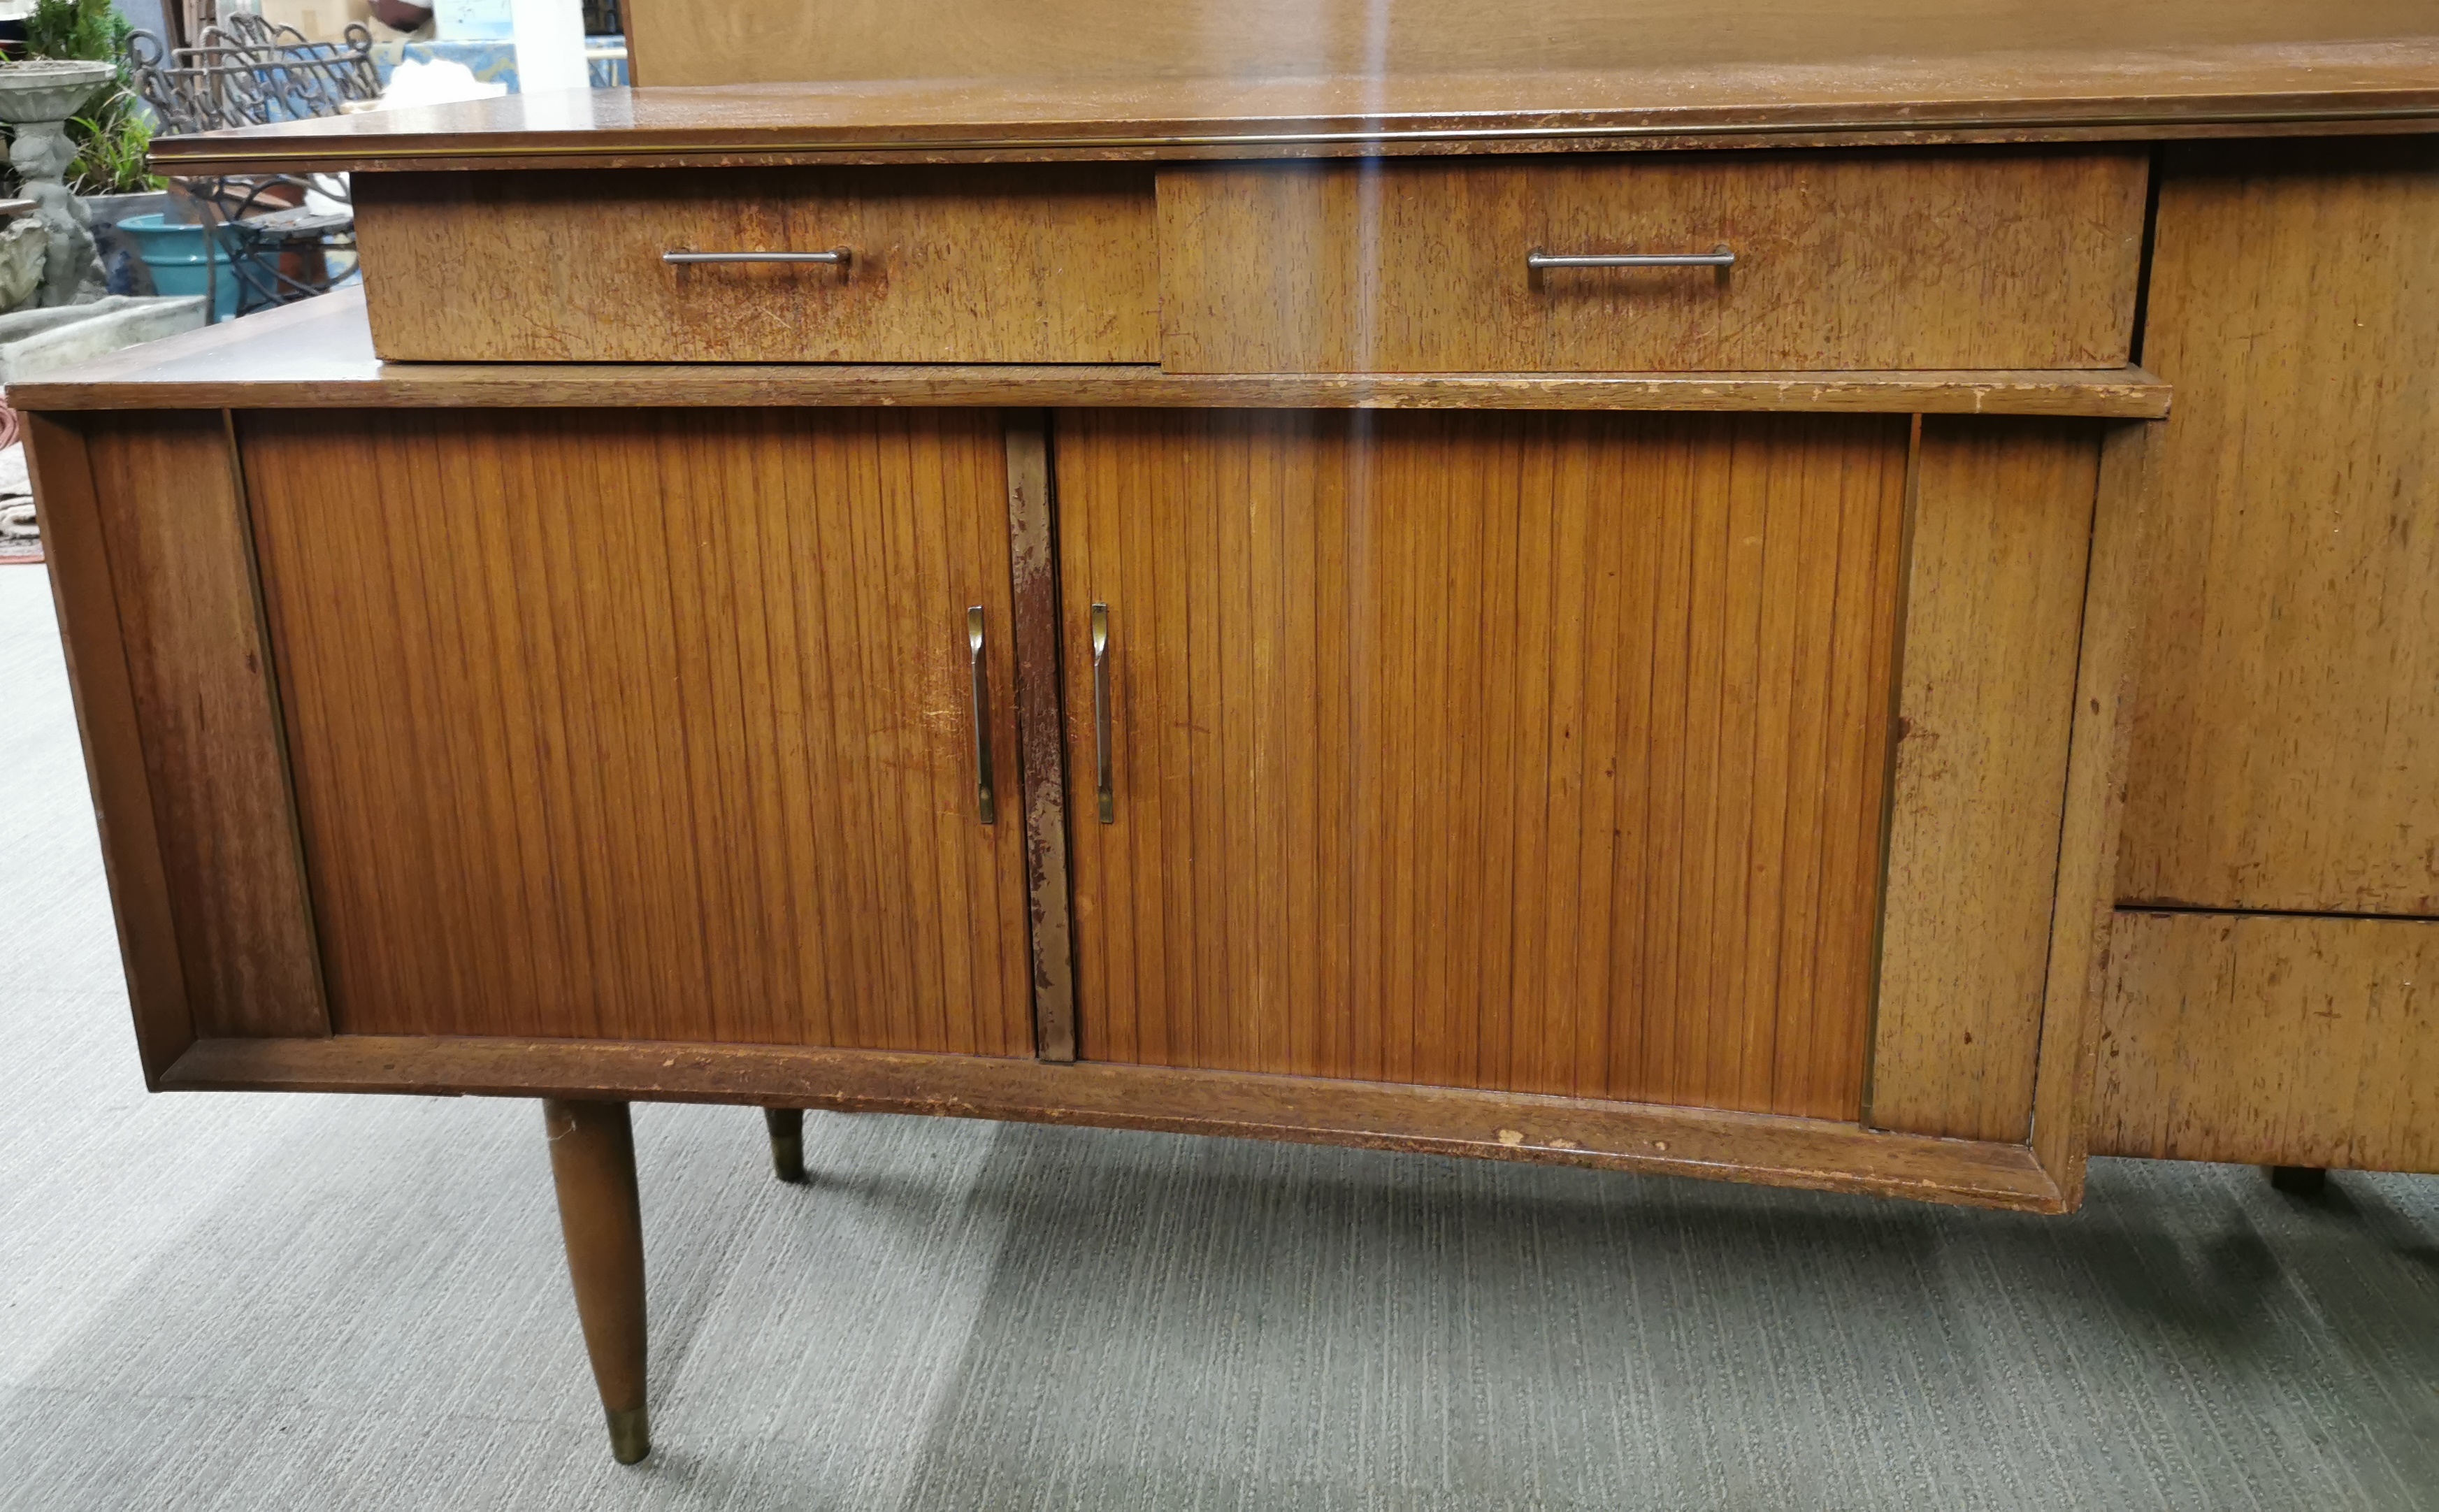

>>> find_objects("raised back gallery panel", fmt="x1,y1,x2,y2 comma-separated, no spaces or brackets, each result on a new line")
240,408,1033,1053
1057,409,1906,1117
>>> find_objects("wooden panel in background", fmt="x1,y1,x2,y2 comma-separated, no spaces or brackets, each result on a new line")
238,409,1033,1053
357,166,1158,364
2121,138,2439,916
2096,910,2439,1172
73,411,326,1041
1870,419,2101,1143
1058,409,1908,1118
1158,151,2146,373
621,0,2437,88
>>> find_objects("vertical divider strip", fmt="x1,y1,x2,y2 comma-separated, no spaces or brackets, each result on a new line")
1004,410,1079,1061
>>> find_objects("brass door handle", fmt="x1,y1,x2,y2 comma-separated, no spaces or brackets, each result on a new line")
1091,602,1112,823
968,605,995,826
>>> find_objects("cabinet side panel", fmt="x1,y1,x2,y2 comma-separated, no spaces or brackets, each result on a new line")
240,409,1033,1053
24,414,197,1077
1871,419,2100,1142
2122,138,2439,914
1060,410,1906,1118
2095,911,2439,1172
77,411,326,1040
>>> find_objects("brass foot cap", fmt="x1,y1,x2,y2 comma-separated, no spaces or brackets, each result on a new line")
606,1405,651,1464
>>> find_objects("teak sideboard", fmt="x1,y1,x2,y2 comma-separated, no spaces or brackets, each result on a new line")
18,23,2439,1463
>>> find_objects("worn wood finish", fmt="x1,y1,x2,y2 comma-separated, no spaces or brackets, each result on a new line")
2095,911,2439,1172
1003,415,1077,1062
24,413,195,1082
237,408,1033,1052
542,1100,651,1463
624,0,2438,88
2120,138,2439,916
150,42,2439,175
1161,152,2147,373
67,412,328,1042
1058,409,1906,1116
2029,422,2157,1203
164,1035,2065,1211
355,166,1158,363
1869,419,2102,1142
6,291,2173,417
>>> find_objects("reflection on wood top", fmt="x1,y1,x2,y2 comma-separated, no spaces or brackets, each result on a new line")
152,34,2439,172
1,288,2173,417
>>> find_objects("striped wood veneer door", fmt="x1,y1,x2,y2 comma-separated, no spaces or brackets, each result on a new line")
1058,410,1908,1118
240,408,1034,1053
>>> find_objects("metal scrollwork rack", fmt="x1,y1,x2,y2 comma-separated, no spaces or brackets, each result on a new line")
124,13,371,318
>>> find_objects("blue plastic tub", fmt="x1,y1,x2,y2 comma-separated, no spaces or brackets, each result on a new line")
111,213,240,319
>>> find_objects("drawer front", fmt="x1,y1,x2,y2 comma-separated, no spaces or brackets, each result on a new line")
357,165,1160,363
1159,150,2147,373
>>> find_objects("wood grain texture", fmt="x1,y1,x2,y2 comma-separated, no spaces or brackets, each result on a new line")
1005,415,1077,1061
236,408,1033,1052
149,41,2439,175
8,291,2174,416
354,166,1157,363
72,411,326,1041
161,1034,2066,1211
621,0,2438,88
1871,419,2103,1143
2030,421,2158,1204
1058,409,1906,1117
1160,151,2146,373
2095,910,2439,1172
24,413,195,1081
2120,138,2439,916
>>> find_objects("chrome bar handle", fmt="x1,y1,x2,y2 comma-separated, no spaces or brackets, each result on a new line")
968,606,995,826
1091,603,1113,824
1527,245,1735,269
663,249,851,266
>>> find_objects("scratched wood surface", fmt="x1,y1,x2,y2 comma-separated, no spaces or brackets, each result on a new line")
1057,408,1906,1117
2120,138,2439,916
238,408,1033,1051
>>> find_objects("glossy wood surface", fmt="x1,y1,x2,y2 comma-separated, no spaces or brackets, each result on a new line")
163,1034,2066,1211
149,41,2439,175
1058,410,1905,1117
623,0,2439,89
542,1100,650,1462
2120,138,2439,916
1869,419,2101,1143
2096,910,2439,1172
357,166,1158,363
1160,152,2146,373
68,412,328,1042
25,414,196,1081
6,293,2173,418
237,409,1033,1052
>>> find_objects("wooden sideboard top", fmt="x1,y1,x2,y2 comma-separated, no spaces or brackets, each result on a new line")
154,35,2439,173
2,287,2173,417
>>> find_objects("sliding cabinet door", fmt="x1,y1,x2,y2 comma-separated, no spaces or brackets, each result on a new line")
242,408,1033,1054
1057,410,1907,1118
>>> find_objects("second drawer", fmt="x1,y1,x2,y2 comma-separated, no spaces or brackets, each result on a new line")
1158,150,2147,373
356,164,1160,363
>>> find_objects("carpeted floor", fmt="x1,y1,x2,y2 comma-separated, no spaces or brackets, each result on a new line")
3,562,2436,1511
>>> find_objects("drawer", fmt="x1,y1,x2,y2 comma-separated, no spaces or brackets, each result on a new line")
354,165,1160,363
1158,150,2147,373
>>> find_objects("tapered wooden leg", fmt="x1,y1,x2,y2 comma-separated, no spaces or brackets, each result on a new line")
542,1099,649,1464
763,1108,807,1183
2267,1165,2328,1197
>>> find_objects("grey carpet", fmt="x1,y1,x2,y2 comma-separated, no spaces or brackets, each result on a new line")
1,562,2434,1512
